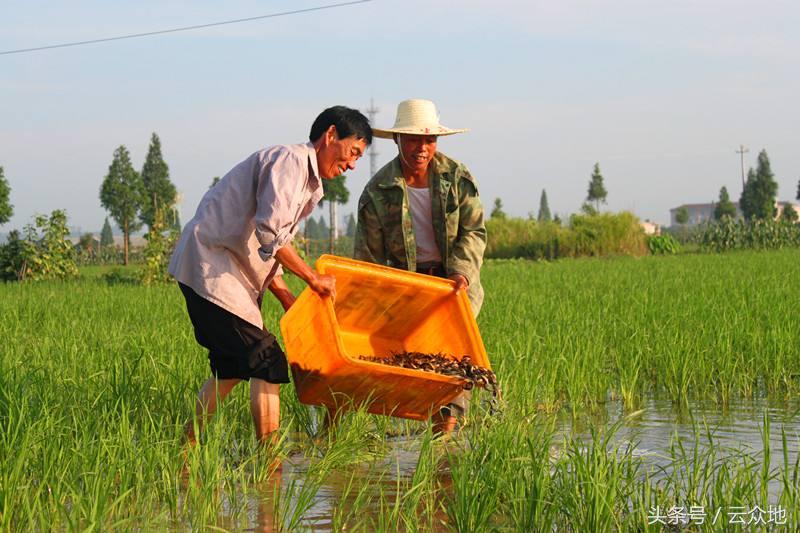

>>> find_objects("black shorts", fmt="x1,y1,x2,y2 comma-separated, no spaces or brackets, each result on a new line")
178,283,290,383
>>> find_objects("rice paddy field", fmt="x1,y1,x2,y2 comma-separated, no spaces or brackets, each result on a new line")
1,249,799,531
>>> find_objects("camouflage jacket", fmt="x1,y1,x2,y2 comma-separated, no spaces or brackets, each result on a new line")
353,152,486,315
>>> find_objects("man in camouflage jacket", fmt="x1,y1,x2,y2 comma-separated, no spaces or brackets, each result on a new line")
353,152,486,315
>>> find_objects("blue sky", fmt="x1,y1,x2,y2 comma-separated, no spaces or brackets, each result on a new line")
2,0,798,233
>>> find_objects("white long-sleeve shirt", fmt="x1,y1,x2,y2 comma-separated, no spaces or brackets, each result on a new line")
169,142,323,328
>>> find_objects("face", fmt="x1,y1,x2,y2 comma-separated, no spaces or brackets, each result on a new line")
396,134,438,174
316,125,367,179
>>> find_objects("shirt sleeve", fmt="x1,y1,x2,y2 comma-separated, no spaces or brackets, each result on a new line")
353,188,387,265
447,171,486,284
255,148,305,261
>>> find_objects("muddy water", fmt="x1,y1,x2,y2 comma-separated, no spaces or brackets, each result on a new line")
566,396,800,463
248,437,438,531
237,398,800,531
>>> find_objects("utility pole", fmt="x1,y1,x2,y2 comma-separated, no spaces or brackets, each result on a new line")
736,144,749,192
365,98,379,177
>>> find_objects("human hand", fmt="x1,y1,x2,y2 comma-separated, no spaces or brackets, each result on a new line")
309,273,336,300
448,273,469,293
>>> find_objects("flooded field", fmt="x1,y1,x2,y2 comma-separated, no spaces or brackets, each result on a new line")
227,397,800,530
1,250,799,529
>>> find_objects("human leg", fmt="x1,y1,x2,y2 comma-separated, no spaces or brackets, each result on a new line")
431,410,458,435
185,377,241,444
177,283,289,443
432,390,471,436
250,378,281,443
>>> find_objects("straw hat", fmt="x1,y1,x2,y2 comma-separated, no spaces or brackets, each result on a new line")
372,99,468,139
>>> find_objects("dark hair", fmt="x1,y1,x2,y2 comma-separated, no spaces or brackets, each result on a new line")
309,106,372,145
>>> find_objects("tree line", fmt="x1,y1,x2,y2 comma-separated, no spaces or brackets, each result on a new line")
490,161,609,224
674,149,798,226
489,151,798,229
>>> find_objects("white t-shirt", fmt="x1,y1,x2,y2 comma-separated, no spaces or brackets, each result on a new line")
407,186,442,264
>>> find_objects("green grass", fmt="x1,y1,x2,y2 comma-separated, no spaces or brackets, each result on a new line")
1,250,799,530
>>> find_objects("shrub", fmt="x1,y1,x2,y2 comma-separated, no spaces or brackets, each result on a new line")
647,234,680,255
485,212,647,260
102,267,142,285
568,212,648,257
139,208,178,285
485,219,568,260
0,210,78,281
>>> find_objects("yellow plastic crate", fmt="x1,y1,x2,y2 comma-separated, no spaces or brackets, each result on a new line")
280,255,490,421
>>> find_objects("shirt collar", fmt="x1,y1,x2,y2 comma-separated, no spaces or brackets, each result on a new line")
305,141,321,183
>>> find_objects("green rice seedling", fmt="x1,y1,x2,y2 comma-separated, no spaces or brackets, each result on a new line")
392,431,447,531
329,468,375,530
496,419,557,532
2,251,800,529
361,464,406,532
270,473,325,531
779,426,800,525
554,421,641,531
443,436,504,531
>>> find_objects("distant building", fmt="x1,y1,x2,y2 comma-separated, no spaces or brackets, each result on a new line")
777,202,800,220
670,201,799,227
639,220,661,235
669,202,742,227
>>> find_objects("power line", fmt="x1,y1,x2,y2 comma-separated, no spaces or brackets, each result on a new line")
0,0,372,56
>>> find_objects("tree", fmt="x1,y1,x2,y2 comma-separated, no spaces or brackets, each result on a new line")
210,176,221,189
490,198,507,220
537,189,551,222
713,186,737,220
675,206,689,226
0,166,13,226
796,177,799,201
316,215,329,241
781,202,798,223
100,217,114,248
100,145,143,265
580,202,598,216
140,133,177,230
587,162,608,212
739,168,757,221
739,149,778,221
305,217,319,240
78,233,97,256
345,213,356,238
170,208,182,232
321,174,349,253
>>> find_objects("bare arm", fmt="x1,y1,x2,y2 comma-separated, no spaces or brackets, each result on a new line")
274,243,336,299
267,275,295,312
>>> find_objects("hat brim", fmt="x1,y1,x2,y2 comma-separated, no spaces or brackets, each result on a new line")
372,126,469,139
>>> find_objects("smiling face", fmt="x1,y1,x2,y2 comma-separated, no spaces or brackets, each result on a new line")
315,125,367,179
396,134,438,175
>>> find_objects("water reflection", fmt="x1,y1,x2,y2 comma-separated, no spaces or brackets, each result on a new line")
236,397,800,530
564,396,800,460
561,396,800,501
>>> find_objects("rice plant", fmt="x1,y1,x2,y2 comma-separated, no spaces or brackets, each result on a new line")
1,250,799,529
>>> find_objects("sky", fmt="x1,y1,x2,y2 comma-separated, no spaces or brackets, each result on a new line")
1,0,799,234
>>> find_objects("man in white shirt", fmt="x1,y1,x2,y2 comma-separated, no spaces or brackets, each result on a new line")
170,106,372,446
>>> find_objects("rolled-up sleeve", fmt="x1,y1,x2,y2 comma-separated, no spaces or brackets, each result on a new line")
255,149,305,261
